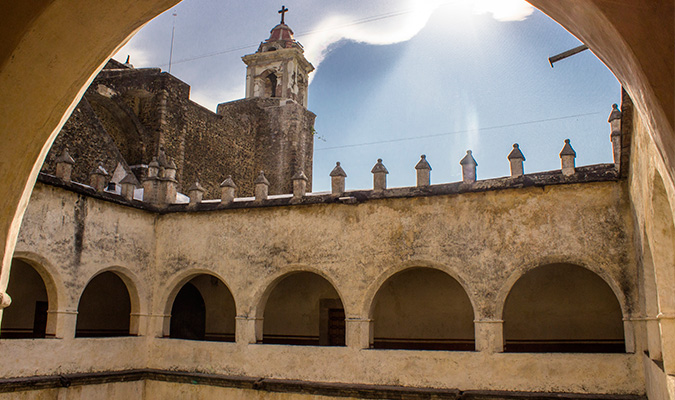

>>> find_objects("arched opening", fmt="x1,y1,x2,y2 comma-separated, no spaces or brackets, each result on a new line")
0,259,49,338
75,271,131,337
640,238,662,360
262,271,345,346
170,282,205,340
371,267,475,350
168,274,236,341
649,173,675,313
264,73,278,98
503,263,625,353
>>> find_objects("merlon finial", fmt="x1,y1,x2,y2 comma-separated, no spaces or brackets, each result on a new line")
255,171,270,185
330,162,347,177
608,103,622,122
460,150,477,166
188,181,205,193
292,170,308,181
415,154,432,170
560,139,576,157
55,148,75,165
220,175,237,188
508,143,525,160
91,165,109,176
371,158,389,174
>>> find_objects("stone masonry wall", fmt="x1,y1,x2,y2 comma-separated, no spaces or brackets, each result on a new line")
42,65,315,198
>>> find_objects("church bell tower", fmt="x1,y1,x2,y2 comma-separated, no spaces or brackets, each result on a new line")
242,6,314,107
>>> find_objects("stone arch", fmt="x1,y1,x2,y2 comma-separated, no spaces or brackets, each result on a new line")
502,263,625,353
640,234,662,360
495,256,629,320
75,266,143,337
647,170,675,314
0,254,62,338
255,267,347,346
259,69,279,98
0,0,672,346
369,266,476,351
363,260,476,319
159,269,237,339
251,265,347,319
11,251,65,314
161,270,237,341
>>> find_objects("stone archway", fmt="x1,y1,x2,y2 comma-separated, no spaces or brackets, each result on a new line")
261,271,346,346
502,263,625,353
370,267,475,351
0,1,672,343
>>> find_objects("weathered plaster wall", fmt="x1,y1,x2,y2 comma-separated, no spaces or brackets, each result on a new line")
0,381,145,400
624,92,675,398
0,174,643,395
154,181,635,323
13,183,157,337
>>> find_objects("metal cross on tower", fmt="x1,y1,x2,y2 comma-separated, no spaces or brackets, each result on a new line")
278,5,288,24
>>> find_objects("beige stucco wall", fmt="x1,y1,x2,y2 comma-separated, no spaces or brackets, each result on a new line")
0,381,145,400
0,175,645,395
625,97,675,399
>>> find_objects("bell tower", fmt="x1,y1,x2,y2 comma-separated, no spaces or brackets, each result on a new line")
242,6,314,107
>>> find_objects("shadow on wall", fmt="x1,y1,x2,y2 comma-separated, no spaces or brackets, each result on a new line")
0,259,49,338
169,274,236,342
503,263,625,353
372,268,475,351
262,272,345,346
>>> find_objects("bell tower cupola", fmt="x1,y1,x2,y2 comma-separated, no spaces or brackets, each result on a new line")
242,6,314,107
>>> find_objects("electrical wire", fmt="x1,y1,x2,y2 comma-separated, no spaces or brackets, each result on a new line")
162,2,457,68
314,111,603,151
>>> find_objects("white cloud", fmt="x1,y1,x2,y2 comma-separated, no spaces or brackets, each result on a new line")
472,0,534,21
300,0,534,73
113,41,153,67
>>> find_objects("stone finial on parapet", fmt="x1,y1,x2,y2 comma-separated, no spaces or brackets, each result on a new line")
415,155,432,187
507,144,525,177
158,158,177,205
164,159,177,180
330,162,347,196
560,139,577,176
460,150,477,183
255,171,270,201
220,176,237,205
608,104,622,166
143,158,161,204
147,158,160,178
120,173,137,201
89,165,109,192
371,159,389,191
55,148,75,182
188,181,206,204
292,170,308,199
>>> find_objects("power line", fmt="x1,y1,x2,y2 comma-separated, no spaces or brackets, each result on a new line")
162,3,455,68
314,111,604,151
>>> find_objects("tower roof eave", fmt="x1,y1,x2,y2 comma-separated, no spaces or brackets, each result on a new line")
242,49,314,72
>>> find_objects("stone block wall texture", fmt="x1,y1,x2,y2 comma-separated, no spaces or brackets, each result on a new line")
41,61,315,198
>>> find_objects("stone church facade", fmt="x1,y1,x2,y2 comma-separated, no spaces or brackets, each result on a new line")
0,8,674,400
41,20,315,199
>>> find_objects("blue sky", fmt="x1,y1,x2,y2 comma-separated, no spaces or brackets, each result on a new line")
115,0,620,192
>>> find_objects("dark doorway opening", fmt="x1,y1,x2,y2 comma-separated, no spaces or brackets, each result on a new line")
170,282,206,340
